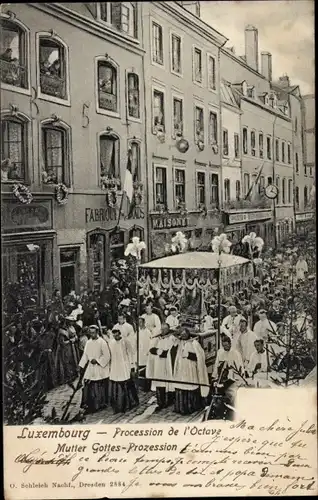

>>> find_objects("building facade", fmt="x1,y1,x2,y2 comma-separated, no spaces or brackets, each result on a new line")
142,1,227,259
1,2,147,302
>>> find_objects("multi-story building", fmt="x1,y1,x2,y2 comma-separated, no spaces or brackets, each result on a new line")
1,2,147,302
220,26,294,246
142,1,227,259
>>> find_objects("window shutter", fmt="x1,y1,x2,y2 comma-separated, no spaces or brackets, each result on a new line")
111,2,122,29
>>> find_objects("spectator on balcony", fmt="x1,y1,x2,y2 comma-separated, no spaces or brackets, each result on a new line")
8,163,20,180
1,48,13,62
49,59,61,77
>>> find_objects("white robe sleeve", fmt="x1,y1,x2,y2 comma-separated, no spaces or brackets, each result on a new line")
192,340,210,398
97,339,111,368
154,314,161,335
212,350,221,379
79,346,89,369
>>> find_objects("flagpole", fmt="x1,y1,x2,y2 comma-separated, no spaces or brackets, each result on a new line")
244,161,265,201
115,191,125,230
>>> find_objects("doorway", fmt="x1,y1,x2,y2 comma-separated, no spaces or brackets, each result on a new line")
59,247,79,298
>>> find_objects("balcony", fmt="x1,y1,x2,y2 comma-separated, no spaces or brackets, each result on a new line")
40,73,66,99
223,198,272,225
0,59,26,88
99,90,117,112
224,198,271,211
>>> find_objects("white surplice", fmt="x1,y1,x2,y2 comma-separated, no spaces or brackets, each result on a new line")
253,318,277,342
173,339,209,397
212,347,244,381
143,312,161,336
79,337,110,381
247,350,269,377
296,259,308,281
221,314,243,348
146,334,178,391
237,329,258,366
138,326,153,366
108,337,133,382
166,315,180,331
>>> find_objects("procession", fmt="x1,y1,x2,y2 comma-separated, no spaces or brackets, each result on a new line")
3,226,316,425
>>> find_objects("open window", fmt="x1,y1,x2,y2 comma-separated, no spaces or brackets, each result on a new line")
42,121,70,185
100,133,120,181
1,116,28,182
127,72,140,119
99,2,138,38
38,34,68,101
97,59,118,114
0,17,28,89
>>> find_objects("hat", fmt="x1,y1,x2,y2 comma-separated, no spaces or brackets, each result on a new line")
66,312,77,321
88,325,99,330
258,309,266,314
239,317,248,323
76,320,83,328
119,298,131,307
228,305,237,312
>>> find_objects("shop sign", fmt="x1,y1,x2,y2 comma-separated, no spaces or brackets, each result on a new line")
85,207,117,223
228,209,272,224
295,212,314,222
2,200,52,233
151,215,189,230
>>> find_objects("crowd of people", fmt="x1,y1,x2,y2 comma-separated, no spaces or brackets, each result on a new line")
3,231,316,422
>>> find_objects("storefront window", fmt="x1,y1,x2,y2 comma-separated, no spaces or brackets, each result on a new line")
110,230,125,262
88,233,106,293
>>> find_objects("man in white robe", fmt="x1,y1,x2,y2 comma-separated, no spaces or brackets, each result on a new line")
143,302,161,337
138,316,153,391
236,317,258,369
108,329,139,413
113,313,136,369
79,325,110,414
146,323,179,411
253,309,277,343
221,306,243,349
247,338,270,378
173,329,209,415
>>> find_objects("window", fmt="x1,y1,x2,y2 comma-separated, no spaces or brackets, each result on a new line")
60,247,79,298
130,141,140,181
100,3,138,38
42,125,68,185
224,179,230,202
251,130,256,156
294,117,298,133
276,177,280,203
234,133,239,158
195,106,204,142
243,127,248,154
193,47,202,83
39,36,67,100
207,55,216,90
174,169,185,207
267,176,272,185
304,165,307,176
259,175,265,195
267,136,272,159
247,86,255,98
209,111,218,145
309,167,312,177
173,96,183,137
210,173,219,207
196,172,206,206
0,19,27,89
98,60,118,113
171,33,181,74
127,72,139,118
282,178,286,204
109,229,125,262
155,166,167,208
288,179,292,204
223,129,229,156
304,186,308,207
259,133,264,158
1,118,26,182
295,186,299,208
287,143,291,164
100,134,120,180
282,142,285,163
295,153,299,173
235,180,241,200
243,173,250,196
275,139,279,161
152,22,163,65
153,89,165,132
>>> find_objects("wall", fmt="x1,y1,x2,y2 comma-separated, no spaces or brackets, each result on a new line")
221,105,241,200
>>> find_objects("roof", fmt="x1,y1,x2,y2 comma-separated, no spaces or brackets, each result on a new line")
140,252,250,270
221,81,239,108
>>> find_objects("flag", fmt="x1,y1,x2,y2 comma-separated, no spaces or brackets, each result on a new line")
123,150,133,203
244,161,265,200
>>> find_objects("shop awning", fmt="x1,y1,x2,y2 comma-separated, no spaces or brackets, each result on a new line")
140,251,250,270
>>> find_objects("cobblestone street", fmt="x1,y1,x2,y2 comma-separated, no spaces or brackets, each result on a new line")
34,380,204,425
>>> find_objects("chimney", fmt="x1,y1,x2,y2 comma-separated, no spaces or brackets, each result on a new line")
179,1,201,17
278,75,290,88
245,25,259,71
261,51,272,81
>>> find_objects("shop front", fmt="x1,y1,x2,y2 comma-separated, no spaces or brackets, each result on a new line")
2,197,55,311
57,194,146,295
295,211,315,236
149,210,222,260
223,208,274,247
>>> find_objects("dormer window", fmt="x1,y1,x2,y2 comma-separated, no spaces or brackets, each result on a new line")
247,86,255,98
99,2,138,38
269,93,277,108
265,94,269,106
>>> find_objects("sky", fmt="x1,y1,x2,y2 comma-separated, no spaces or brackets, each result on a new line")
200,0,315,95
